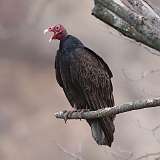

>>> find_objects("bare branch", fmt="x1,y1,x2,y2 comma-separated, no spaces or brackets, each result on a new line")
122,68,160,81
134,152,160,160
111,149,134,160
92,0,160,53
137,120,160,145
55,142,84,160
55,97,160,120
127,0,160,18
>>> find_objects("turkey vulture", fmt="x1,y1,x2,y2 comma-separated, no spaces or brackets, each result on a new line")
44,24,115,147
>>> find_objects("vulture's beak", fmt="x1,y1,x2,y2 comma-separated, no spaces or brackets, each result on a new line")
43,28,53,43
43,28,49,35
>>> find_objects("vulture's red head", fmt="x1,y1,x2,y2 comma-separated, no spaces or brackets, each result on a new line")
44,24,67,42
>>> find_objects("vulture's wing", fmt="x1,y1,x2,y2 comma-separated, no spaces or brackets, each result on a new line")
70,47,114,111
70,47,115,146
55,50,63,87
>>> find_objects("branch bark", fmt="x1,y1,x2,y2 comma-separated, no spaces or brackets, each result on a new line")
92,0,160,54
55,97,160,120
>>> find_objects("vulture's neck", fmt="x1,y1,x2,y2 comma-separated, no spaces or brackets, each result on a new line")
59,35,84,52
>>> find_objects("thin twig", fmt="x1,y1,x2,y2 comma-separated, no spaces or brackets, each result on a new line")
55,142,84,160
134,152,160,160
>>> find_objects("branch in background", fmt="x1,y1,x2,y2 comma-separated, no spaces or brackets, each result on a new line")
122,68,160,81
92,0,160,53
55,97,160,120
134,152,160,160
137,120,160,145
55,142,83,160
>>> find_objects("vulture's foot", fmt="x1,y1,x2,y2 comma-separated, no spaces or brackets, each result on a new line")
63,110,77,123
63,109,90,122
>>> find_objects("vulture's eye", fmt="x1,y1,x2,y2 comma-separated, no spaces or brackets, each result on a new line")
55,26,60,31
48,27,52,31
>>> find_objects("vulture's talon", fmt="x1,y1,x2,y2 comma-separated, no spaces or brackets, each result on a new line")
63,110,68,123
63,110,76,123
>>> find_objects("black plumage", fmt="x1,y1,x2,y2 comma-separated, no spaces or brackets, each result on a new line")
55,35,115,147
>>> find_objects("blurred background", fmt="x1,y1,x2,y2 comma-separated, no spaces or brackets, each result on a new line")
1,0,160,159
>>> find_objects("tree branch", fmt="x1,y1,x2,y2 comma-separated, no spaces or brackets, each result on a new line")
134,152,160,160
92,0,160,54
55,97,160,120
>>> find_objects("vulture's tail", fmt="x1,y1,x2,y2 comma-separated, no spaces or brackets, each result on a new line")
87,117,115,147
